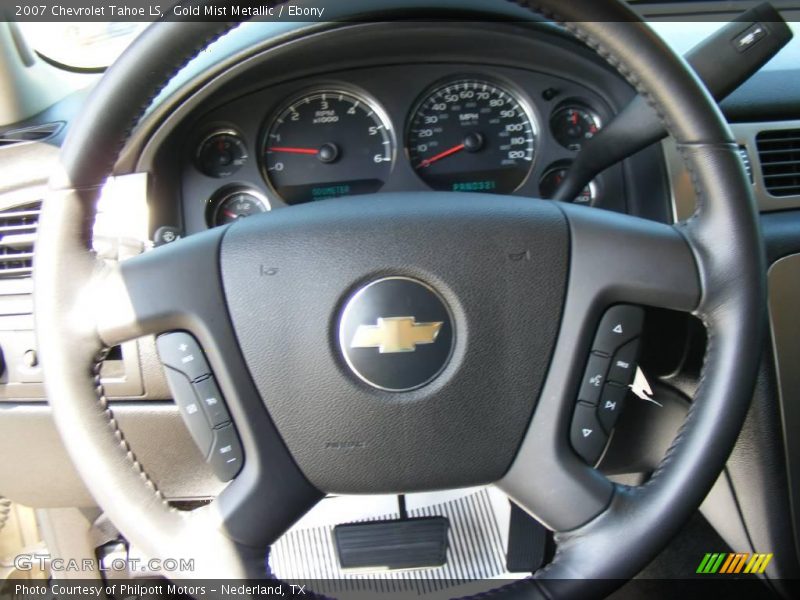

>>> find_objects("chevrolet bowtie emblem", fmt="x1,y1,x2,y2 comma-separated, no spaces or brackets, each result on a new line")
351,317,443,354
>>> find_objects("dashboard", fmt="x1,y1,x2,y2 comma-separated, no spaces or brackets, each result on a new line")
183,66,615,230
155,21,669,238
2,4,800,587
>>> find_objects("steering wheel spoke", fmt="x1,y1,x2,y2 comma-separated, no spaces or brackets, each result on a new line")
87,226,324,558
498,203,700,532
93,228,226,346
561,202,701,312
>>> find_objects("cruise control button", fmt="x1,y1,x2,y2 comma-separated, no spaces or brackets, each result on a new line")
577,353,610,406
162,366,213,457
157,332,211,382
570,403,608,465
608,338,640,386
598,383,628,434
593,305,644,355
209,424,243,482
192,377,231,427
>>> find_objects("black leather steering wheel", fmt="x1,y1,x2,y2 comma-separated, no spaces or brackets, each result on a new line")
34,0,765,596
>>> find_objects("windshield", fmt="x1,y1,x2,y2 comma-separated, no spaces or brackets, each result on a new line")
10,2,779,72
16,22,147,70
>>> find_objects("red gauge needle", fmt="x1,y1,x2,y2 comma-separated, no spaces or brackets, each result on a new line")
418,143,466,168
223,210,240,220
268,146,319,155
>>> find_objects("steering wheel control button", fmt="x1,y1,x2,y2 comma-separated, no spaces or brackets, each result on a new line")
608,338,640,386
192,377,231,428
597,383,628,434
209,424,244,481
156,332,211,382
570,403,608,465
338,277,454,392
157,331,241,479
592,305,644,356
577,353,610,406
161,367,214,457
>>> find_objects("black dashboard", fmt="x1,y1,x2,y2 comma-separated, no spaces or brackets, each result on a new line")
5,6,800,587
148,22,671,237
181,63,622,230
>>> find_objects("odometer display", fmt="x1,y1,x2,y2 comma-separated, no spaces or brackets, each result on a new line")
263,90,394,204
407,79,537,193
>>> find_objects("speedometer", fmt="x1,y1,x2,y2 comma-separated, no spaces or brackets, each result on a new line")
263,90,395,204
407,79,537,193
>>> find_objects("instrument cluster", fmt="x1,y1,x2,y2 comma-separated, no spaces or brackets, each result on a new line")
183,67,614,229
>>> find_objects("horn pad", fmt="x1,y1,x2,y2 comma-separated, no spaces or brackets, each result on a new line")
220,193,568,493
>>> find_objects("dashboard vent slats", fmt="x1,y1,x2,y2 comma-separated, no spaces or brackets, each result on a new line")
756,129,800,197
0,202,41,278
0,122,63,148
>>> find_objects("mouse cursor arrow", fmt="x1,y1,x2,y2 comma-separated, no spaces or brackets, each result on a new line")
630,367,663,407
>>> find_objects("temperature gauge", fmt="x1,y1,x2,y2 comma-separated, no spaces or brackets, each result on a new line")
196,130,249,178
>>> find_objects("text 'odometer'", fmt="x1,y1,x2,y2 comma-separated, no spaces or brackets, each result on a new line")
407,79,537,193
263,90,394,204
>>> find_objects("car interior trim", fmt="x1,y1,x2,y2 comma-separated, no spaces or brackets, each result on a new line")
666,119,800,221
767,252,800,560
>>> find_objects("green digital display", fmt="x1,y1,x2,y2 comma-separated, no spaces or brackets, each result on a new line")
312,184,351,199
452,180,497,192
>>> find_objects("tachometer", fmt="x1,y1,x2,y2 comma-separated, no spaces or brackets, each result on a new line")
407,79,537,193
262,90,394,204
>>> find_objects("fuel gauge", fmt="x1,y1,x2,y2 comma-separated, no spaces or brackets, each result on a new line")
208,187,270,227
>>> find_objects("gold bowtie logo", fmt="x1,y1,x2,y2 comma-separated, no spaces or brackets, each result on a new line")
351,317,443,354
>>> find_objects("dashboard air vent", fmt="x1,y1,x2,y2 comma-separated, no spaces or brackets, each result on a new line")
756,129,800,197
0,122,63,148
0,201,41,278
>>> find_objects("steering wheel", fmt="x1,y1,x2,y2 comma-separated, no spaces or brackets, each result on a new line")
35,0,765,596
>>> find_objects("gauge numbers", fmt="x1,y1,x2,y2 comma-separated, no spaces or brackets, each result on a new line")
407,79,537,194
263,90,394,204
